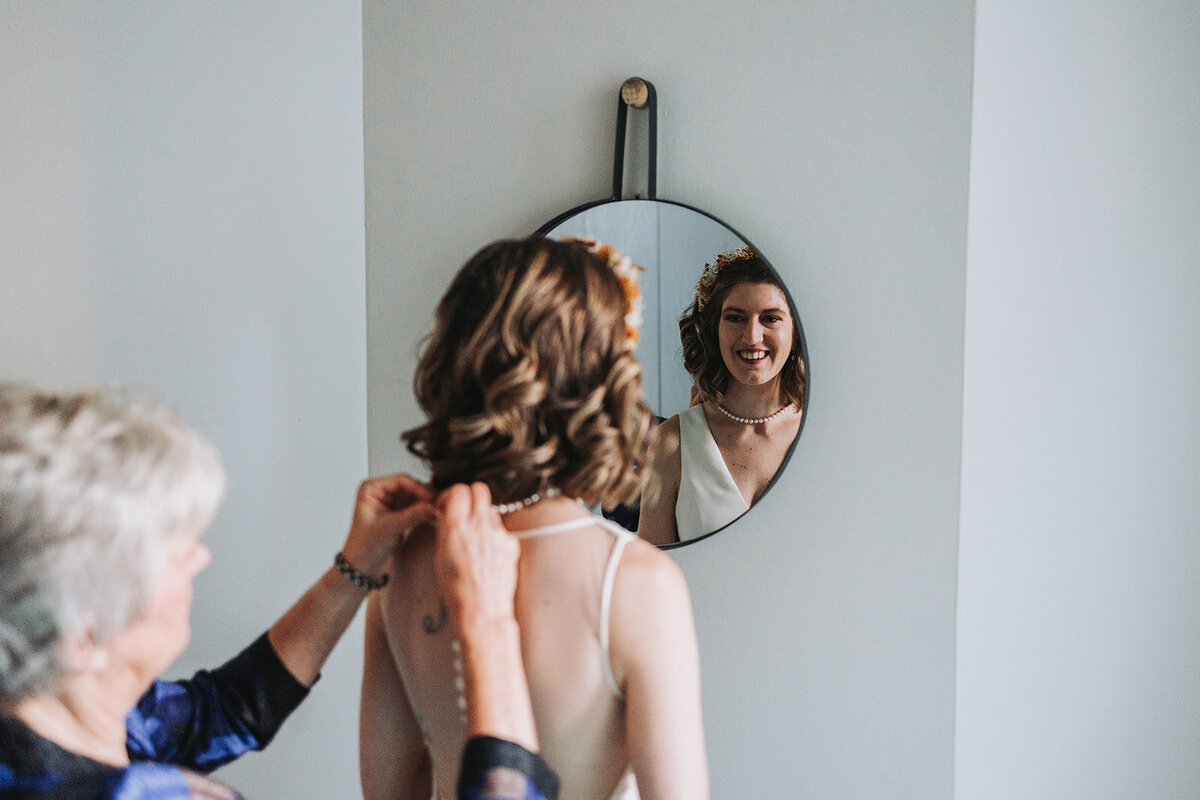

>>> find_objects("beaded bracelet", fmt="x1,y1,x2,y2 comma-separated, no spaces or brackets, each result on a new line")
334,551,389,590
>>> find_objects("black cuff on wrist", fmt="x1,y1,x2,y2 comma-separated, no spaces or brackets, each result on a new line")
459,736,560,800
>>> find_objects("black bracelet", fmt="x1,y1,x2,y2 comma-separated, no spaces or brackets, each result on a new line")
334,552,389,590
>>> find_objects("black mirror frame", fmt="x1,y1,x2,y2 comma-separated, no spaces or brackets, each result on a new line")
534,197,810,549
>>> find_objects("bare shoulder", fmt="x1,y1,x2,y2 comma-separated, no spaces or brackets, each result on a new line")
639,415,683,546
614,538,690,609
645,414,682,486
608,539,696,686
657,413,682,441
652,415,682,460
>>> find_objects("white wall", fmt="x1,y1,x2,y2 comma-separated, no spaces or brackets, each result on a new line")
956,3,1200,798
0,3,368,797
364,2,974,797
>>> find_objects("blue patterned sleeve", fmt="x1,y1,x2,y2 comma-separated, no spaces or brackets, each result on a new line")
125,633,310,773
457,737,560,800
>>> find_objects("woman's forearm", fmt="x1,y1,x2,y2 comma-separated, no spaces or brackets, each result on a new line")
267,474,435,686
458,615,538,752
267,565,370,687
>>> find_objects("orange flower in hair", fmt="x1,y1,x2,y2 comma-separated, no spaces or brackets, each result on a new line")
565,237,644,346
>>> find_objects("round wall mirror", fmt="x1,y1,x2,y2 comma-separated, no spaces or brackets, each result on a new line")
536,199,809,548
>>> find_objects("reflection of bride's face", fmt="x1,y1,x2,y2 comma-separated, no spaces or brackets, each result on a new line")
718,282,794,388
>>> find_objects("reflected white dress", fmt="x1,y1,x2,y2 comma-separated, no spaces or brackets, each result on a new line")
675,404,749,541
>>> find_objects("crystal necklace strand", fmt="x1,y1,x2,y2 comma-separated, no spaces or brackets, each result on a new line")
713,400,796,425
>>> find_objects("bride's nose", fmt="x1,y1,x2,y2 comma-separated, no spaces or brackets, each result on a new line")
743,319,765,343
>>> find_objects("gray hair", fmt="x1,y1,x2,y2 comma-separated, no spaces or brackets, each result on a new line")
0,384,225,704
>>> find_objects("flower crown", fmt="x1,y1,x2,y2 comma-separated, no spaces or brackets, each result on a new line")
565,237,644,347
694,246,756,311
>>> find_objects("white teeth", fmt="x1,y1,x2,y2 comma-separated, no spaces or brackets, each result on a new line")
739,351,767,361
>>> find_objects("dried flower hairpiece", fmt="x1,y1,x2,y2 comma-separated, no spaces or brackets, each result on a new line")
694,246,756,311
565,237,644,347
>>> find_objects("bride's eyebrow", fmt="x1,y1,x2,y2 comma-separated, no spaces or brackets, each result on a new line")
723,306,788,315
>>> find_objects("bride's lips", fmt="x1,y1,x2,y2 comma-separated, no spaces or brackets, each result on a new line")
737,349,769,363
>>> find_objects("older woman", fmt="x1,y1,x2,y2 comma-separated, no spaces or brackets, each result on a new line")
639,247,806,545
0,384,558,800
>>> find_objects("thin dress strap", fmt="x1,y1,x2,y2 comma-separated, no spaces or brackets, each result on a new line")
511,515,598,539
508,514,635,699
597,519,636,698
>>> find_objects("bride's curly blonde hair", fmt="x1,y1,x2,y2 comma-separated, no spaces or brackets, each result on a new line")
403,237,653,508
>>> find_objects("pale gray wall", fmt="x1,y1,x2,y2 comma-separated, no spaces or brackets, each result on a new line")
0,3,368,797
364,2,973,797
10,3,1193,799
956,3,1200,798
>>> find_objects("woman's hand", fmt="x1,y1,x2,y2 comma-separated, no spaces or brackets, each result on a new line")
434,482,518,630
433,483,537,750
267,473,434,687
340,473,436,583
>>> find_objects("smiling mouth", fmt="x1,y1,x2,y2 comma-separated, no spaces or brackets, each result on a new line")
738,350,769,363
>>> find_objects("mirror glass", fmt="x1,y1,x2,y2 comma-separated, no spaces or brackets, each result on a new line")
537,199,808,548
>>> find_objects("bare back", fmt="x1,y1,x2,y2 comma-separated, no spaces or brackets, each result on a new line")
377,514,641,800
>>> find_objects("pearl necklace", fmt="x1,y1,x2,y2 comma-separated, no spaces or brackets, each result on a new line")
713,401,795,425
491,487,561,515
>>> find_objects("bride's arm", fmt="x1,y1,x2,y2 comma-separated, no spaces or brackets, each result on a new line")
610,542,709,800
360,594,432,800
637,415,681,546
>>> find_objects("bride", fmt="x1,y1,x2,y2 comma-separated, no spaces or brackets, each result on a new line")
639,247,806,545
360,238,708,800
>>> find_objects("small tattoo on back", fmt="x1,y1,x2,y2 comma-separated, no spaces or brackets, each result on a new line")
422,598,448,634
